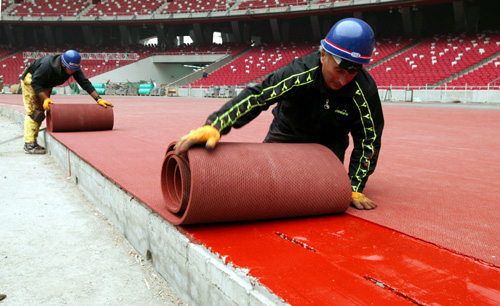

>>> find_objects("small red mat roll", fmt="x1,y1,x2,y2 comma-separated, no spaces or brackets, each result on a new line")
47,103,114,132
161,142,352,225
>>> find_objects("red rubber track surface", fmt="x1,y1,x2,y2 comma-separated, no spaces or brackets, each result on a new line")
2,95,500,305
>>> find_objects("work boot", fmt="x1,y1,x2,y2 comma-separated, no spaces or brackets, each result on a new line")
24,142,46,154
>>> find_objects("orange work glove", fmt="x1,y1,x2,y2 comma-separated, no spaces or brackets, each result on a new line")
97,98,113,108
43,98,53,111
174,125,220,155
351,192,377,210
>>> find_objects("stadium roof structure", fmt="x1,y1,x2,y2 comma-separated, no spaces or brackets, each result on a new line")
0,0,458,25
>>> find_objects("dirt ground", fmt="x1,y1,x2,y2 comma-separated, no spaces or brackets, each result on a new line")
0,114,185,305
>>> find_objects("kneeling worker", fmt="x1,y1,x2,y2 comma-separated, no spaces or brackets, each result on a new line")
20,50,112,154
174,18,384,210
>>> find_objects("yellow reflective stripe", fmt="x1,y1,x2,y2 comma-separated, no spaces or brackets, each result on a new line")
351,81,377,192
211,66,318,131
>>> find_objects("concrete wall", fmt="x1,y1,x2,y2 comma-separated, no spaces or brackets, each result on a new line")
379,89,500,104
89,58,194,85
88,53,227,85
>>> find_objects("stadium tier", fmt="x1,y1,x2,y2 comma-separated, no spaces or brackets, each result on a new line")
0,0,498,89
1,34,499,88
84,0,164,17
190,42,317,87
367,31,500,88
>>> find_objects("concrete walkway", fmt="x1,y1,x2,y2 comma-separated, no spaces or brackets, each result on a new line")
0,114,184,305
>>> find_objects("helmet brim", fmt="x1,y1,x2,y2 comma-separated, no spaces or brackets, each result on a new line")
321,39,371,66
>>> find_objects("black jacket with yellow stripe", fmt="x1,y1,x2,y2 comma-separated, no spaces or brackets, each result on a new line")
206,51,384,193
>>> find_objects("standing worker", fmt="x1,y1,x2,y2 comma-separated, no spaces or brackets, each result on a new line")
174,18,384,210
20,50,113,154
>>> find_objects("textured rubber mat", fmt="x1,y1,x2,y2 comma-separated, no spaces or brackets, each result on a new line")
161,142,352,225
47,103,114,132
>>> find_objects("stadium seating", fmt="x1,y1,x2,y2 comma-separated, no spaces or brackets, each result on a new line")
161,0,230,14
368,31,500,88
370,36,417,65
1,32,497,89
190,41,317,87
7,0,90,17
0,46,18,59
84,0,164,17
236,0,309,11
443,57,500,89
0,52,28,86
315,0,350,3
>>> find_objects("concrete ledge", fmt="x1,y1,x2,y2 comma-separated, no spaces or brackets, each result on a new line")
1,106,288,306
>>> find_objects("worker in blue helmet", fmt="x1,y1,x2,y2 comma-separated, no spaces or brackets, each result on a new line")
174,18,384,210
19,50,113,154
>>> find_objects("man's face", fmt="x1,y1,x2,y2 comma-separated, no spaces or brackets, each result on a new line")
320,50,358,91
62,62,76,75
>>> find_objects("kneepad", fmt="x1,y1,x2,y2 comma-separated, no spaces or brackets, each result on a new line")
30,109,46,125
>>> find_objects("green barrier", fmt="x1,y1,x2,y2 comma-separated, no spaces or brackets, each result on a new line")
139,83,154,89
96,88,106,95
69,83,80,94
93,83,105,88
138,88,151,95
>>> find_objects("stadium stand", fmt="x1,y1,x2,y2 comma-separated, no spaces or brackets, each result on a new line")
442,56,500,89
160,0,230,14
1,31,498,89
0,43,160,85
84,0,164,17
370,36,418,65
7,0,90,17
315,0,351,3
236,0,309,10
190,41,317,87
368,31,500,88
0,46,17,59
0,51,27,86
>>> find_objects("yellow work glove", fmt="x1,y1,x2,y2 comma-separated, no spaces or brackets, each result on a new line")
43,98,53,111
97,98,113,108
174,125,220,155
351,192,377,210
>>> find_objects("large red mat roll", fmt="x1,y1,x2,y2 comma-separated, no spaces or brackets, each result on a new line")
161,142,352,225
47,103,114,132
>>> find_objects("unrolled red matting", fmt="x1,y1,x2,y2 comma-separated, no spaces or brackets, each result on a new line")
161,142,352,225
46,103,114,132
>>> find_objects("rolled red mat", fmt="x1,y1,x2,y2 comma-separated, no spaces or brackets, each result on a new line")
161,142,352,225
46,103,114,132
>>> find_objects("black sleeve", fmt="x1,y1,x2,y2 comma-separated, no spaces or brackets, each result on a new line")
30,61,53,95
348,81,384,193
72,70,96,94
206,58,319,135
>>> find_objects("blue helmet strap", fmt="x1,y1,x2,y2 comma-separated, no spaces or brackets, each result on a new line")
333,55,362,74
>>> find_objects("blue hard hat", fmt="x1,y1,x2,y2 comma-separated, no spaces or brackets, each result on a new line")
61,50,81,71
321,18,375,65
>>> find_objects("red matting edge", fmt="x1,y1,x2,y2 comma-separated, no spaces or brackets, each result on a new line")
183,214,500,306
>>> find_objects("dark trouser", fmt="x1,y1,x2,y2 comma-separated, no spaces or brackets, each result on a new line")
263,119,347,163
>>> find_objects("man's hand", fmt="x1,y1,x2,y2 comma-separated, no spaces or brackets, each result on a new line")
174,125,220,155
351,192,377,210
97,98,113,108
43,98,53,111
